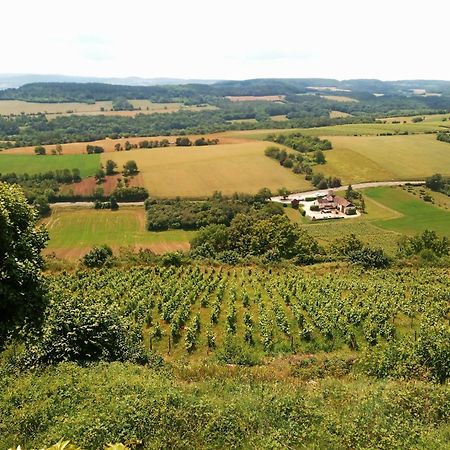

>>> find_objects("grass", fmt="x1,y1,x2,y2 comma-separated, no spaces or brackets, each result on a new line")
318,134,450,183
101,142,311,198
42,207,194,259
0,153,100,177
364,187,450,236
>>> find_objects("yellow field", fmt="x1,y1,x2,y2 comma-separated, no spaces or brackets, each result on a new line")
3,134,247,155
329,110,352,118
319,134,450,183
320,95,358,103
0,100,113,115
380,113,450,124
0,99,216,118
101,142,310,198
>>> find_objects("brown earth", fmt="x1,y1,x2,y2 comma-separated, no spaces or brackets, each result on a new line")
60,173,143,196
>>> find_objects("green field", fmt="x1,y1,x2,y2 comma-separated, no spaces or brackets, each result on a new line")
101,142,311,198
43,207,194,259
364,187,450,236
0,153,100,177
317,134,450,183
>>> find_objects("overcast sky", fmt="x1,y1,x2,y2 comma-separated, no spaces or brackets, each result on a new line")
1,0,449,80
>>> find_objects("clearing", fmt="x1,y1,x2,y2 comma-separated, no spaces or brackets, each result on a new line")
42,206,194,259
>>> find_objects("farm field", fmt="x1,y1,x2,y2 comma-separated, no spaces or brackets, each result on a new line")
0,99,216,117
101,142,311,198
45,266,450,363
2,134,247,155
319,134,450,183
0,153,100,177
42,207,194,259
364,187,450,236
223,121,447,140
320,94,358,102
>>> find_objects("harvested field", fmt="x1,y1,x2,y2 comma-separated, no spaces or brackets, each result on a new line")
320,95,359,103
319,134,450,183
3,134,247,155
329,110,352,118
100,141,311,198
0,99,217,118
226,95,285,102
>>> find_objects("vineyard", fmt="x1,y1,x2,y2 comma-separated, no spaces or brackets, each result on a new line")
46,266,450,366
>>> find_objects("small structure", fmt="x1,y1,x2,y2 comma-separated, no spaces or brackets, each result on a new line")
316,191,355,215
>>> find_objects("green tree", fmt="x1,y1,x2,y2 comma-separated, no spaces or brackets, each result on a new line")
95,167,106,183
123,160,138,176
314,150,326,164
82,245,113,268
105,159,118,176
34,146,46,155
0,183,48,346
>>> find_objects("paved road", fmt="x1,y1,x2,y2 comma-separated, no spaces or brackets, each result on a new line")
270,180,425,202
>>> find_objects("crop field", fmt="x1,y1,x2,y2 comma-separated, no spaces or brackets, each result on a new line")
42,207,194,259
45,266,449,361
380,113,450,124
224,121,447,140
3,134,246,155
0,99,216,117
329,110,352,118
101,142,311,198
226,95,286,102
320,95,358,102
318,134,450,183
0,153,100,177
364,187,450,236
0,100,114,115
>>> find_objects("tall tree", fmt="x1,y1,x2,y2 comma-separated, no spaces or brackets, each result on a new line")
0,183,48,347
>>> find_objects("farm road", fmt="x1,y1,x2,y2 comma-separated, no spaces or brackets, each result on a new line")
271,180,424,202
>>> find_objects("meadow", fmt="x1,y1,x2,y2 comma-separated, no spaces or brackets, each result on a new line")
101,142,311,198
42,207,194,259
0,153,100,177
364,186,450,236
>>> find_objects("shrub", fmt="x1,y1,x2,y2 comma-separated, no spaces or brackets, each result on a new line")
82,245,113,268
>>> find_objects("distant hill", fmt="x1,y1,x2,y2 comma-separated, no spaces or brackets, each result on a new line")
0,74,219,90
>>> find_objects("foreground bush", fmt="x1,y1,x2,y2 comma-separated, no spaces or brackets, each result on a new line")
1,362,449,449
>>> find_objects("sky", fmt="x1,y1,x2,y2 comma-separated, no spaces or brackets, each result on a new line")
1,0,449,81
